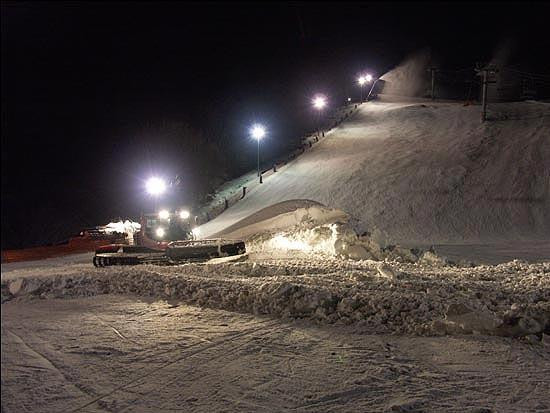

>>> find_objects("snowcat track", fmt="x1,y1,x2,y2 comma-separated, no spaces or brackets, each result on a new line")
93,239,246,267
93,255,168,267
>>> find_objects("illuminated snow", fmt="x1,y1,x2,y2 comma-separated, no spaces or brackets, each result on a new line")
198,99,550,245
104,220,141,235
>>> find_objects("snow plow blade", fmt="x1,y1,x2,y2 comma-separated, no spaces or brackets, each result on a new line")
93,240,246,267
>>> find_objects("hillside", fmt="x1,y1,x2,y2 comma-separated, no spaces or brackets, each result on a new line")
199,97,550,244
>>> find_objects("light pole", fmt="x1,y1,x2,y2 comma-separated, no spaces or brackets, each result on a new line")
312,95,327,136
358,76,366,103
250,124,266,179
357,74,373,103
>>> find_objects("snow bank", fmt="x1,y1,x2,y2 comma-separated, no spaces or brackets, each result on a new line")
210,200,441,263
214,200,350,256
2,258,548,338
209,200,346,239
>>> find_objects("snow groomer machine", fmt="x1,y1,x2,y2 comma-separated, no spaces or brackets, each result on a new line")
93,176,246,267
93,209,245,266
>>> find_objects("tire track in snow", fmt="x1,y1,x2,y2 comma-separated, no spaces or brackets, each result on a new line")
90,314,141,345
115,323,293,412
65,318,280,412
2,328,97,406
4,329,61,373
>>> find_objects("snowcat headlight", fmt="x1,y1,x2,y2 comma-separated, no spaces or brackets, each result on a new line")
179,210,190,220
155,227,165,238
158,210,170,220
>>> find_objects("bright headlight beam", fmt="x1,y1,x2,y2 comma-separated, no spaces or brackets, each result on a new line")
146,177,166,196
365,74,373,82
179,210,190,220
155,227,165,238
158,210,170,220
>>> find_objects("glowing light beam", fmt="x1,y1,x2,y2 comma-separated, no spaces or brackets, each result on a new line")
312,95,327,110
146,177,166,196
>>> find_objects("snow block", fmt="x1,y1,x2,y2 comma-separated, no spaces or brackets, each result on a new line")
8,279,24,295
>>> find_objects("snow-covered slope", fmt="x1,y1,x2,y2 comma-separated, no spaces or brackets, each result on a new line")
200,98,550,244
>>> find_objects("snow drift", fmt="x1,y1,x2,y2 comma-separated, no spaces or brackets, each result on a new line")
2,258,549,337
199,99,550,244
209,199,438,262
209,200,347,239
211,200,351,257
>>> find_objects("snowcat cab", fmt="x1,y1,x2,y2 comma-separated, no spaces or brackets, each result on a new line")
136,210,195,250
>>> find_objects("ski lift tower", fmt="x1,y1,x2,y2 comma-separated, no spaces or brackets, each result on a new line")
475,64,498,122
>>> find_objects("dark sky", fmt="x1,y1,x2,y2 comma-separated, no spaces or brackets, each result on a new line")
2,1,550,248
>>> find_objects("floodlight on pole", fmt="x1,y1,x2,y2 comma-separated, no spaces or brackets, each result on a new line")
146,177,166,196
250,124,266,179
312,95,327,137
312,95,327,110
250,124,266,140
358,74,373,103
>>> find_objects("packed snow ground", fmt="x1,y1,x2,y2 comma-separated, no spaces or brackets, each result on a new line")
2,295,549,413
199,98,550,246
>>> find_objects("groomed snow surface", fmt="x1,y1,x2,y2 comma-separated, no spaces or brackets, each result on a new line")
3,296,550,413
199,98,550,245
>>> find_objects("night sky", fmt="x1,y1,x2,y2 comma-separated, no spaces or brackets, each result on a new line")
2,1,550,248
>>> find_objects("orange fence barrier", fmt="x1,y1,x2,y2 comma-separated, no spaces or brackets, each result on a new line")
1,236,123,263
